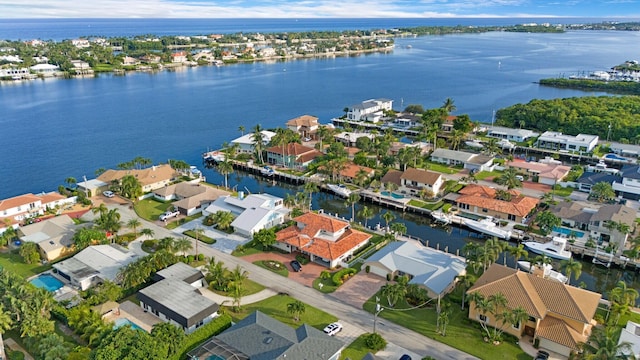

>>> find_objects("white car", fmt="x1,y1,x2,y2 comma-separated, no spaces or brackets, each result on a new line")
103,190,115,198
159,210,180,221
323,322,343,336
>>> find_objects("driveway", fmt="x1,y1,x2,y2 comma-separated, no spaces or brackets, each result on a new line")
241,252,325,288
333,272,387,309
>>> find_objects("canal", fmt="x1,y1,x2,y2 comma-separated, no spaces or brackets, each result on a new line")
202,164,640,304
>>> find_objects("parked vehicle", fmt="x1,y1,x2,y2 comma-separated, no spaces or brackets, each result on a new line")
159,210,180,221
290,260,302,272
103,190,114,198
534,350,550,360
399,355,412,360
323,322,343,336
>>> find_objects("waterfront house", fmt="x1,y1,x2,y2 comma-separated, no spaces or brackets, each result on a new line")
140,54,161,64
364,241,466,299
0,66,29,79
612,164,640,200
399,168,444,197
440,115,458,133
53,244,141,290
345,98,393,123
274,212,371,268
0,191,73,226
122,56,139,66
266,143,323,169
18,215,77,261
381,169,403,188
153,183,229,216
30,63,60,75
231,130,276,154
286,115,319,139
394,113,420,128
187,311,344,360
467,264,601,357
507,159,571,186
70,60,93,74
171,51,188,63
137,262,219,334
550,201,635,251
609,142,640,158
334,162,374,183
334,132,375,147
618,321,640,359
534,131,599,154
575,172,619,193
71,39,90,48
486,126,540,143
430,148,494,173
202,193,289,237
455,184,539,223
97,164,178,194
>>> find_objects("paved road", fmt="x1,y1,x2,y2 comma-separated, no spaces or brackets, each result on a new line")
96,204,479,360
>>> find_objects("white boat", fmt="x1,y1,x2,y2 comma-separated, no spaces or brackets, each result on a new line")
260,166,275,177
464,140,484,149
431,211,452,225
203,150,225,162
523,237,572,261
189,166,202,176
327,184,352,197
463,217,511,239
498,139,516,150
517,261,568,283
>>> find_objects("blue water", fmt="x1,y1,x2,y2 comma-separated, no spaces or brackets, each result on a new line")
552,226,585,238
30,274,64,292
0,18,621,41
604,153,628,161
113,318,144,331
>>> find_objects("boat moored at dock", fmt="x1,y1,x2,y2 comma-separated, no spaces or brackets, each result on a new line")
327,184,352,197
463,216,512,240
523,237,572,261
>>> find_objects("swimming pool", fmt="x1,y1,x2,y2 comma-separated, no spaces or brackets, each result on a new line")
553,227,585,238
113,318,144,331
30,274,64,292
381,191,404,199
604,153,629,161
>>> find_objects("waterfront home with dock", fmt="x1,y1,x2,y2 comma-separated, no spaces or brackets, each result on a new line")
153,182,229,216
486,126,540,143
534,131,599,154
231,130,276,154
399,167,445,197
345,98,393,123
454,184,539,223
430,148,495,173
265,143,323,169
506,159,571,186
97,164,177,193
0,191,73,230
285,114,319,140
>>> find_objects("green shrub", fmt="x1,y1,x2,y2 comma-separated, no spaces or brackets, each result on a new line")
142,239,157,249
197,254,205,261
296,254,310,265
442,203,452,213
9,350,25,360
187,255,195,263
365,265,370,273
170,314,232,360
363,332,387,351
331,268,357,286
386,273,392,281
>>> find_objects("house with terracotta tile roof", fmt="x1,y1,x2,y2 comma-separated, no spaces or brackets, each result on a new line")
153,183,230,216
286,115,319,139
455,184,539,223
274,212,372,268
97,164,178,194
0,192,74,230
507,159,571,186
266,143,323,169
171,51,187,63
467,264,601,357
400,168,444,197
335,162,374,183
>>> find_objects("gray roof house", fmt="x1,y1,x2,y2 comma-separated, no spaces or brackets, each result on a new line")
364,241,466,298
138,262,219,334
486,126,539,142
153,182,229,216
576,172,620,193
187,311,344,360
613,164,640,200
430,148,494,172
53,244,141,290
18,214,77,261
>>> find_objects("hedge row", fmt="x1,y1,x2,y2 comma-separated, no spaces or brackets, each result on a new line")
169,313,232,360
332,268,357,286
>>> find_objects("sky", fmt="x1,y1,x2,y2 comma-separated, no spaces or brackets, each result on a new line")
0,0,639,19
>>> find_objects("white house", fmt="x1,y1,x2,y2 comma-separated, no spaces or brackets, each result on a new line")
486,126,539,142
399,168,444,196
609,142,640,158
0,192,73,225
346,98,393,123
430,148,494,172
618,321,640,359
71,39,91,48
535,131,599,153
138,263,219,334
613,164,640,200
231,130,276,154
202,193,290,237
30,63,60,75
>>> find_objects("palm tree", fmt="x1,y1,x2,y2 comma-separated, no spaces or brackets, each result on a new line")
559,258,582,284
390,222,407,239
287,300,306,322
92,202,108,215
609,281,639,325
303,181,318,211
218,157,234,189
126,218,142,238
577,325,635,359
381,283,406,308
206,257,227,291
497,167,522,190
140,228,154,239
251,124,266,164
213,210,234,231
533,254,552,269
192,228,204,258
345,192,361,221
358,206,374,228
174,237,193,256
229,265,248,312
382,211,395,228
508,244,529,269
238,125,245,136
0,304,13,339
441,98,456,114
456,273,476,309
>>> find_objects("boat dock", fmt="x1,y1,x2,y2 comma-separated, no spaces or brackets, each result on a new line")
567,244,640,269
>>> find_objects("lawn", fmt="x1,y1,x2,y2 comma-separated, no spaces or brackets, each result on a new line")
474,170,500,180
210,278,265,297
423,162,459,174
409,199,444,211
183,229,216,244
253,260,289,277
227,293,338,331
340,334,375,360
551,185,573,198
133,198,173,221
363,291,529,360
166,213,204,230
0,250,51,278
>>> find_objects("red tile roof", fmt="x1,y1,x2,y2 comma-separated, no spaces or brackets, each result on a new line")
266,143,317,156
457,184,539,217
0,193,41,211
339,163,374,180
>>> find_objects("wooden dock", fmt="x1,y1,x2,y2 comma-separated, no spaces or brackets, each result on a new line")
567,244,640,270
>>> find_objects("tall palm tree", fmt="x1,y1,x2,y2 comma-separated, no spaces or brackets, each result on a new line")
345,192,361,221
140,228,155,239
390,222,407,239
508,244,529,269
441,97,456,114
126,218,142,238
218,157,234,189
238,125,245,136
251,124,266,164
498,167,522,190
382,211,395,228
559,258,582,284
303,181,318,211
358,206,374,228
213,210,234,231
381,283,406,308
174,237,193,256
229,265,248,311
456,273,475,309
577,325,635,359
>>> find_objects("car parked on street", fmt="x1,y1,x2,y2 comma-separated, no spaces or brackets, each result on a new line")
290,260,302,272
323,322,342,336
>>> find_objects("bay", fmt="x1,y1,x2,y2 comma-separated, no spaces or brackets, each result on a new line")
1,27,639,301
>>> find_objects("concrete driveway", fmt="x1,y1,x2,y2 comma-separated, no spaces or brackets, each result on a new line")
333,272,387,309
240,252,325,287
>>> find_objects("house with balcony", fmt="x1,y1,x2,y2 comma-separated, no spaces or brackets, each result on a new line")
274,212,371,268
266,143,323,169
345,98,393,123
400,168,444,197
467,264,601,357
286,115,319,139
231,130,276,154
534,131,599,154
0,192,73,229
455,184,539,223
486,126,539,143
618,321,640,359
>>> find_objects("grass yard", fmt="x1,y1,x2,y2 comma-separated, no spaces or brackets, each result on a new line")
183,229,216,244
0,250,51,278
253,260,289,277
312,276,339,293
227,293,338,331
474,170,499,180
551,185,573,197
166,213,203,230
133,198,173,221
363,291,529,360
211,278,265,297
423,162,459,174
340,334,375,360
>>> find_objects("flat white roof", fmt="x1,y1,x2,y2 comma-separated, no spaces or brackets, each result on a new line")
231,131,276,146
